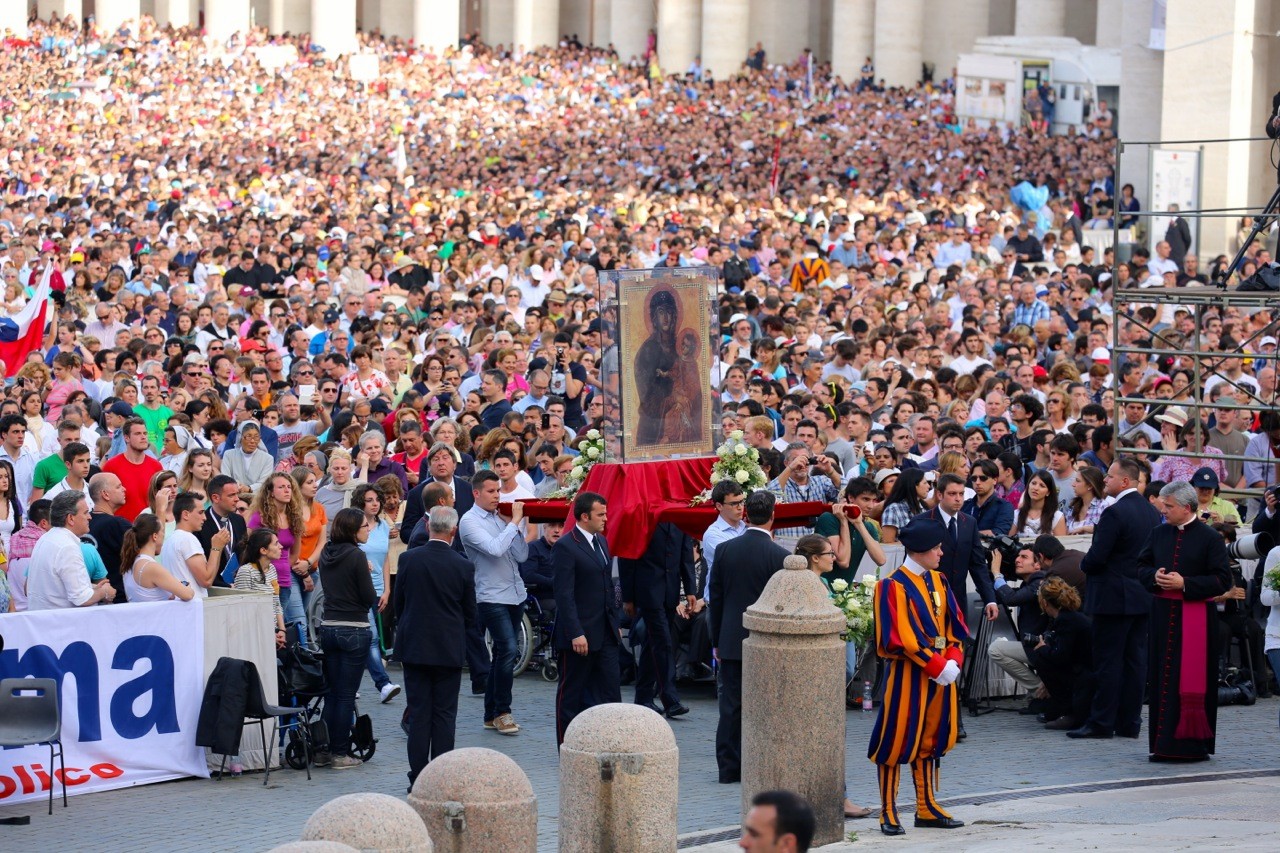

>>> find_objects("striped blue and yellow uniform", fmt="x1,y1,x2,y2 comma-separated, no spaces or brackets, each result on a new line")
866,564,970,826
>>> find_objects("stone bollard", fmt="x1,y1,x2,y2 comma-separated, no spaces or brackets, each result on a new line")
407,747,537,852
742,554,847,846
301,792,434,852
266,843,359,853
559,703,679,852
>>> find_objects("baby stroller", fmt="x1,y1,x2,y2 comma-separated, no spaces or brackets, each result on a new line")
277,640,378,770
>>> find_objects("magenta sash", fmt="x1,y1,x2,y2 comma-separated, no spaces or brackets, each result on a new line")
1157,590,1213,740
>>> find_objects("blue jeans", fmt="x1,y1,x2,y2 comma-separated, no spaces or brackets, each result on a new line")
1268,650,1280,730
477,601,523,721
280,584,308,638
319,625,371,757
366,609,391,690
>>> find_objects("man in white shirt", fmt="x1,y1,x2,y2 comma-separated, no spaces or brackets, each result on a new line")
26,491,116,610
161,492,218,598
493,450,535,503
701,481,747,599
0,414,37,506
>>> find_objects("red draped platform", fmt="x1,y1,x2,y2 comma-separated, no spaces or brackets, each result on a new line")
502,458,829,559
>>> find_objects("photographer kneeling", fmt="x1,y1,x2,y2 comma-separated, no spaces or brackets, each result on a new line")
1028,577,1093,730
988,534,1088,712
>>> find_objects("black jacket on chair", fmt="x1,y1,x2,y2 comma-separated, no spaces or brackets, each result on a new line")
196,657,252,756
403,476,474,552
915,507,996,606
708,528,788,661
394,540,477,668
618,521,696,611
1081,491,1161,616
552,526,620,651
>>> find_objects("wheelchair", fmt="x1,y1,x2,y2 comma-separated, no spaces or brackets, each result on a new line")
483,588,559,681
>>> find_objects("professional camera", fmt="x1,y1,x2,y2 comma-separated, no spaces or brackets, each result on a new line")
1226,531,1273,562
983,534,1023,582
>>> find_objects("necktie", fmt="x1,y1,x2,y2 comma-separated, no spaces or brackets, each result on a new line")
947,516,957,543
593,536,607,567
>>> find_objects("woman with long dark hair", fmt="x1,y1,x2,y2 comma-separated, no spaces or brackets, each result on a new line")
316,507,378,770
121,514,194,603
0,459,21,556
1014,470,1066,537
233,527,287,648
248,472,306,634
879,468,930,544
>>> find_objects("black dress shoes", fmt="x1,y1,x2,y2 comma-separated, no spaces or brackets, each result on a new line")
664,702,691,719
635,701,662,714
1115,725,1141,739
880,820,905,836
1066,724,1113,739
718,771,740,784
1044,716,1077,731
915,816,965,829
956,720,967,740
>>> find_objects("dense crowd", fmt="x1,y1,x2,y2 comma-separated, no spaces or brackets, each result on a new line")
1,12,1278,784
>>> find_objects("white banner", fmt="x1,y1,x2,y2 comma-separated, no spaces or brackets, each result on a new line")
0,601,209,805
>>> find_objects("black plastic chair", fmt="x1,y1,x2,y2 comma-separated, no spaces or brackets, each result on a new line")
0,678,67,814
230,661,307,785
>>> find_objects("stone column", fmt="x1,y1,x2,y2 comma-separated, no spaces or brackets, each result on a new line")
482,0,514,46
657,0,700,75
153,0,192,28
408,747,537,852
830,0,874,84
873,0,923,88
590,0,610,47
923,0,988,82
513,0,559,50
413,0,459,50
302,792,434,851
1014,0,1066,37
1094,0,1123,47
206,0,251,40
0,1,28,35
700,0,749,81
748,0,809,67
94,0,140,32
559,704,679,852
269,0,310,33
742,555,847,846
609,0,653,62
1116,0,1161,210
377,0,410,38
311,0,358,55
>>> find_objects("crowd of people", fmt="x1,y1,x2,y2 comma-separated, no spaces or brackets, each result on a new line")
0,10,1278,816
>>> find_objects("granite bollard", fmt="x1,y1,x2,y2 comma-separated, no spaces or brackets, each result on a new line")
301,792,434,852
407,747,537,852
559,702,679,852
741,554,847,845
266,843,359,853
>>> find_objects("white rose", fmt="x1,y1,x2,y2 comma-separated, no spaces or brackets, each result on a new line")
749,448,759,461
735,469,750,483
586,446,600,459
730,429,744,440
718,445,731,458
734,444,747,457
831,579,849,592
710,471,722,484
586,429,601,440
861,575,877,587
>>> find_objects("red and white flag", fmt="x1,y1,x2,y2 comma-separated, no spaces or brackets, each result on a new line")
0,262,53,368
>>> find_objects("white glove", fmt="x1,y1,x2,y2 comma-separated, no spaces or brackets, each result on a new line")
933,660,960,686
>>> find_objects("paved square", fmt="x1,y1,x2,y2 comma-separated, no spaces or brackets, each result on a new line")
0,665,1276,851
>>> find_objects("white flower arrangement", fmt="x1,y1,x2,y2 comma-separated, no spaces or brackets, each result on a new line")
703,429,768,499
549,428,606,499
830,575,877,646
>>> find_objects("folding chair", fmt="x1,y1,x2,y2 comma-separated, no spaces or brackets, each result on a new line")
228,661,304,786
0,678,67,814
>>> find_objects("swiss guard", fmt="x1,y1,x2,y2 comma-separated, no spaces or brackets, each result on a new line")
867,517,970,836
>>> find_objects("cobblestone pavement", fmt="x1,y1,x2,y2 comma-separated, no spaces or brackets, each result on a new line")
1,665,1277,852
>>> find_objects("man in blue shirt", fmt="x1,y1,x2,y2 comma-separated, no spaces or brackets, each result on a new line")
962,459,1015,537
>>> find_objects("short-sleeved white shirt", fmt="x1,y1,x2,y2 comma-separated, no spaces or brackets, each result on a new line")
26,527,93,610
161,528,208,599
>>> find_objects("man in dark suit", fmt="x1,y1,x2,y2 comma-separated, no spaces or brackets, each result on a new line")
916,473,997,739
916,473,998,621
553,491,622,746
620,521,696,719
196,475,247,589
401,444,486,695
1068,457,1162,739
402,442,474,549
709,490,789,784
395,505,476,788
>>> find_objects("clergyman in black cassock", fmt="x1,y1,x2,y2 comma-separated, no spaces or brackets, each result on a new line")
1137,500,1231,762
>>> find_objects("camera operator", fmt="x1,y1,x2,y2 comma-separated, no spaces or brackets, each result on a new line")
987,540,1049,701
1031,534,1087,596
1028,577,1093,730
1212,523,1270,698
